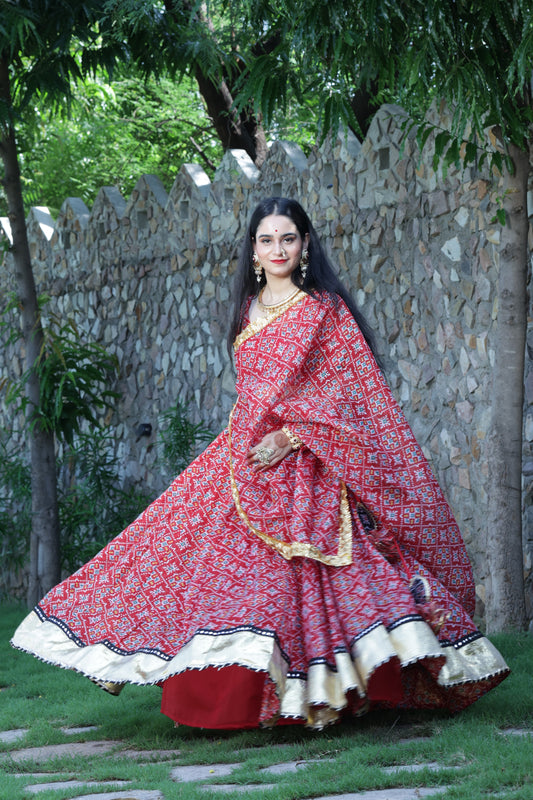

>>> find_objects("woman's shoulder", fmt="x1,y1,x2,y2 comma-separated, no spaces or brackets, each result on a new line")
303,289,341,308
296,293,357,345
302,290,350,318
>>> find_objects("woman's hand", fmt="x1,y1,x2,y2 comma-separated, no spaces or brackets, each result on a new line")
247,430,293,472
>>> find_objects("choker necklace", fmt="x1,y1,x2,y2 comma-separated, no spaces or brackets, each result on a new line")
257,286,301,311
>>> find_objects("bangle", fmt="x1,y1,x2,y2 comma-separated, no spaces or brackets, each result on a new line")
282,425,303,451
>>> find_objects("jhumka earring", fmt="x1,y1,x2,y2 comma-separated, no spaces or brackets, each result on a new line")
252,252,263,283
300,249,309,279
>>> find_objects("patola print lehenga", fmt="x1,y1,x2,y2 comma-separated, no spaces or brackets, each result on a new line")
12,291,508,728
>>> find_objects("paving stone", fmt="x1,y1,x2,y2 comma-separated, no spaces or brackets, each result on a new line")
25,779,130,795
0,729,29,743
65,793,163,800
498,728,532,737
15,772,76,778
120,748,180,760
2,740,123,763
308,789,448,800
200,783,277,793
381,761,461,774
170,763,243,782
61,725,99,735
396,736,433,745
260,759,327,775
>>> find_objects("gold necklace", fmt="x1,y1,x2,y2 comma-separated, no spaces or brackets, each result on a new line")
257,286,300,311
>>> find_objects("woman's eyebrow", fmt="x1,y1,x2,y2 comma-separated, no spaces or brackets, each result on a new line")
257,231,296,238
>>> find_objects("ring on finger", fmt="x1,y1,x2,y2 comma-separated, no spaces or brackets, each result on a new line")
256,446,274,465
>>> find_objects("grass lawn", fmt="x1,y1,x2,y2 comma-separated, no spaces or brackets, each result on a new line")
0,603,532,800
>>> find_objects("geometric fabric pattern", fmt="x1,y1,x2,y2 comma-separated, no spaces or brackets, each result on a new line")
11,292,509,728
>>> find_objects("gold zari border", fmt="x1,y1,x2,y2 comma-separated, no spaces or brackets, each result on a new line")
228,406,353,566
12,612,509,730
233,290,306,352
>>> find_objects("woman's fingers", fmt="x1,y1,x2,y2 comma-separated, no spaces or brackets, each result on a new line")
246,430,293,471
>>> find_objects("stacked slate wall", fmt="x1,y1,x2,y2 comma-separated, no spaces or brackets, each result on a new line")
1,104,532,620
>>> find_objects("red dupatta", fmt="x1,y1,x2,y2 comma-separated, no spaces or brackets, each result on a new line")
230,291,474,617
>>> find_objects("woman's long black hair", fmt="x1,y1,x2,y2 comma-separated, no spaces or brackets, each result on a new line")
227,197,379,359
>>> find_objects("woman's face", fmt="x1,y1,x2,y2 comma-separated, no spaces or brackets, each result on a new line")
252,214,309,282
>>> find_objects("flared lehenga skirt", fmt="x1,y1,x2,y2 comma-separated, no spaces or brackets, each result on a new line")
11,430,509,729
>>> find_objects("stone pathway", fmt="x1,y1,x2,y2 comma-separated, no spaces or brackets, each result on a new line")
0,728,28,744
24,780,131,795
5,740,123,764
1,723,531,799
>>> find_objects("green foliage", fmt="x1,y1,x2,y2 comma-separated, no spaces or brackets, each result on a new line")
4,304,119,445
96,0,533,174
0,399,215,577
0,427,149,579
227,0,533,159
0,0,322,221
16,73,223,215
0,1,113,122
58,429,150,571
159,401,214,476
0,430,140,579
0,434,31,581
99,1,321,148
5,0,531,216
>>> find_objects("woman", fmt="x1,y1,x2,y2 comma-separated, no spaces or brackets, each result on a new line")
12,197,508,730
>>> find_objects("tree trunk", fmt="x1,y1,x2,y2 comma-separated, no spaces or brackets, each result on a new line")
163,0,268,166
193,66,268,166
349,83,381,137
485,140,528,631
0,55,61,606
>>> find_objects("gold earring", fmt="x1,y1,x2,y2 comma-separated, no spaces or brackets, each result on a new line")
252,252,263,283
300,249,309,279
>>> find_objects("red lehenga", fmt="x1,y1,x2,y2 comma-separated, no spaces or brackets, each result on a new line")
12,291,508,729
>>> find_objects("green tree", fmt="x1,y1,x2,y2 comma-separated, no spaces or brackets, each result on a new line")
8,2,321,215
101,0,297,166
4,0,530,627
16,73,223,216
0,0,314,605
232,0,532,630
0,0,122,605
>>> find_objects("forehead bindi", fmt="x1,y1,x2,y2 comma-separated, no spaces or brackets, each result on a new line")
256,215,298,238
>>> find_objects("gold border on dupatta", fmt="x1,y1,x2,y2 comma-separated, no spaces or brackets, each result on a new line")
228,407,353,566
233,290,307,352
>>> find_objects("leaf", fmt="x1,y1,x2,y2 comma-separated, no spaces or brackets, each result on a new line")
464,141,478,166
433,130,451,171
496,208,506,225
492,151,504,175
418,124,436,153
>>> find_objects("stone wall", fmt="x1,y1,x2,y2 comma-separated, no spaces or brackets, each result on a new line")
1,103,532,621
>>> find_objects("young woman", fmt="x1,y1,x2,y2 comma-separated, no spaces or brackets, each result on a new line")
12,197,508,729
